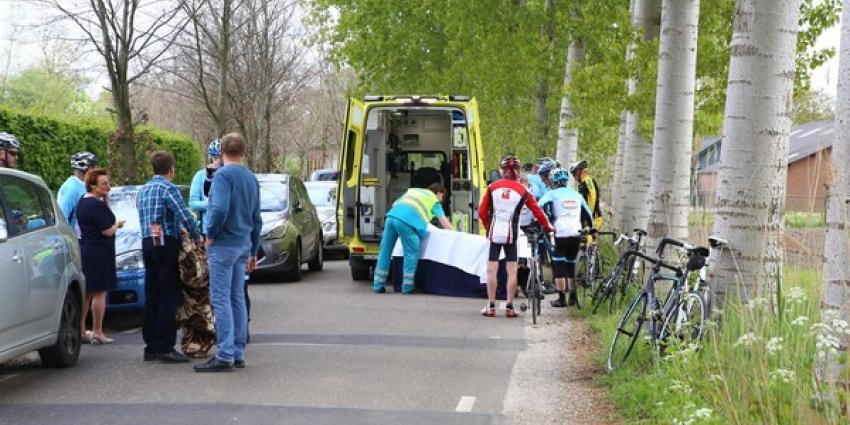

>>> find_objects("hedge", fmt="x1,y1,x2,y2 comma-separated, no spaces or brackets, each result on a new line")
0,107,201,189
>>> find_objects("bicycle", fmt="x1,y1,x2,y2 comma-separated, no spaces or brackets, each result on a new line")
606,237,713,372
519,228,545,324
590,228,646,314
575,230,617,306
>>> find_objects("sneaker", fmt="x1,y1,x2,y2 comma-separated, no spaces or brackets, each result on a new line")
542,282,557,295
159,350,192,363
81,330,93,345
481,305,496,317
505,308,518,318
401,284,416,294
550,298,568,308
234,360,246,369
372,285,386,293
567,292,578,307
193,357,235,373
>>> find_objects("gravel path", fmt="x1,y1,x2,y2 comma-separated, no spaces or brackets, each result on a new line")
503,301,618,425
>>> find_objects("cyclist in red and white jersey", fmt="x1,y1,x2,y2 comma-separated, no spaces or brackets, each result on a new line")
478,155,552,317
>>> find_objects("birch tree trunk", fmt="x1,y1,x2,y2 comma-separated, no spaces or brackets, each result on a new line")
821,0,850,383
646,0,699,244
555,39,584,168
708,0,800,305
619,0,661,234
611,111,628,226
534,0,555,151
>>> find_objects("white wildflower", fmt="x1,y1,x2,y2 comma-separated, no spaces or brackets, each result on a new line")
791,316,808,327
708,374,725,382
693,408,713,419
672,418,695,425
668,380,693,394
766,337,784,355
785,286,807,305
769,369,796,384
830,319,850,336
734,332,758,347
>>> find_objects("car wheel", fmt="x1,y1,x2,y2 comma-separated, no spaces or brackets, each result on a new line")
308,233,324,272
287,243,302,282
350,257,372,281
39,289,82,368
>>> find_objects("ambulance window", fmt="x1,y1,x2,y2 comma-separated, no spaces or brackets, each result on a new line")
344,130,356,181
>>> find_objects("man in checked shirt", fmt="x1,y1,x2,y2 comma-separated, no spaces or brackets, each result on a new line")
137,151,203,363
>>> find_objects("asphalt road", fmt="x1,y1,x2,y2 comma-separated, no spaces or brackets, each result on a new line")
0,259,526,425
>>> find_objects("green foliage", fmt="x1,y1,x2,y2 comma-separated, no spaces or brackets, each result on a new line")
587,267,847,424
793,89,836,125
1,65,109,120
0,107,200,188
785,211,826,228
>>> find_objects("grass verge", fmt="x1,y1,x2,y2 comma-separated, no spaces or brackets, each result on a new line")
584,266,849,424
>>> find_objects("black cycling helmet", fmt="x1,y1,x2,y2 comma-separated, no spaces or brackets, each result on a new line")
71,151,98,171
0,132,20,151
569,160,588,175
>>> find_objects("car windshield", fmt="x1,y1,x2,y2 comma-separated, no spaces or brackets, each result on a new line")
109,191,141,232
307,185,335,207
260,181,288,212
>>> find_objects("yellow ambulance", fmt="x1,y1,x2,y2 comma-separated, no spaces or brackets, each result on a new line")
335,95,487,280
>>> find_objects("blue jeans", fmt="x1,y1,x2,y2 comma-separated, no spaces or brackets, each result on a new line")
208,244,250,363
373,217,421,292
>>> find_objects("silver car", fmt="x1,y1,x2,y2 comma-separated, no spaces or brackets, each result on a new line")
0,168,85,367
305,181,346,255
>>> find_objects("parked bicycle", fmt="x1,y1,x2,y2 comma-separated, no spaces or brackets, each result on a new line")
606,236,717,372
519,228,547,324
575,230,617,306
590,228,647,314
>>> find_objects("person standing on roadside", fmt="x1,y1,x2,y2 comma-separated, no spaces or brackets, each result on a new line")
137,151,203,364
58,152,98,235
194,133,262,373
189,139,222,232
0,132,21,168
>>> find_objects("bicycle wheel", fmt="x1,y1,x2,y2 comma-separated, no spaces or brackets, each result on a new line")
658,292,707,353
576,251,590,303
616,256,639,306
591,273,615,315
607,292,648,372
528,261,540,324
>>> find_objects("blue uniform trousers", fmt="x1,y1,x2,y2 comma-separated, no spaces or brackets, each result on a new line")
373,217,421,293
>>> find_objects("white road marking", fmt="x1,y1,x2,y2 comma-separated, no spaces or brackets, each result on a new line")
455,396,476,412
120,327,142,335
488,335,502,339
0,374,19,384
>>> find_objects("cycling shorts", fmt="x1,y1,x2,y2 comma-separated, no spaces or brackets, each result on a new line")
488,242,518,262
552,237,581,279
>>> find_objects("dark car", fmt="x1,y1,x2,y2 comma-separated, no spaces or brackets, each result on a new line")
107,185,190,311
254,174,323,281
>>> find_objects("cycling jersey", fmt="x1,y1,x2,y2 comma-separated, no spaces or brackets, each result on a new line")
577,174,603,228
538,187,593,238
479,179,551,244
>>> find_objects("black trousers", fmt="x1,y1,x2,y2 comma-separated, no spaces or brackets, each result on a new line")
142,236,181,355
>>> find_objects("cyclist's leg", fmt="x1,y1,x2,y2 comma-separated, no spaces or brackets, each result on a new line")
550,238,569,307
562,237,582,306
504,243,519,309
484,243,502,316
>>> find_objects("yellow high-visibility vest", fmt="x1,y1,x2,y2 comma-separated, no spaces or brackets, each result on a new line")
394,188,439,224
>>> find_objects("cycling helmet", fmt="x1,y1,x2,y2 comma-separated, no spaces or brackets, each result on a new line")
500,155,520,179
551,168,570,186
70,151,98,171
207,139,222,157
537,157,556,178
569,160,588,175
0,132,20,151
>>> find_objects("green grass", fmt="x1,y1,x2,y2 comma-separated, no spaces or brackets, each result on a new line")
688,211,826,228
689,210,715,226
585,266,848,424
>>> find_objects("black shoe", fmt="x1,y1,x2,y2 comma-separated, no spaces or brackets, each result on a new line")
159,350,191,363
567,292,578,307
194,357,235,373
550,298,568,308
143,353,160,362
234,360,245,369
542,283,557,295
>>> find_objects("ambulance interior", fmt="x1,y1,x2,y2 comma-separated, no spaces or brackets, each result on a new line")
357,107,474,242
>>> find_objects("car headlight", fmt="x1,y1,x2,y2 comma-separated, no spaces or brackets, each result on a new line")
263,223,289,240
116,250,144,271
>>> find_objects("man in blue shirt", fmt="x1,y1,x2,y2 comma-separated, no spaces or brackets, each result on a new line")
137,151,202,364
189,139,221,233
57,151,98,234
195,132,262,373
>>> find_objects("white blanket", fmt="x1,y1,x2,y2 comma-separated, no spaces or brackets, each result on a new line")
392,225,530,284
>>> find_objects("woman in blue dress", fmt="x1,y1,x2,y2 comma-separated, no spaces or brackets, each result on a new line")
76,168,124,344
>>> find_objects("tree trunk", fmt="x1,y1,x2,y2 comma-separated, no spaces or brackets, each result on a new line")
618,0,661,234
708,0,800,305
215,0,232,136
821,0,850,386
611,111,628,227
534,0,555,152
646,0,699,244
555,39,584,168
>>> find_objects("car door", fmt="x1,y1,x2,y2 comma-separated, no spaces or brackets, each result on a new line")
289,181,307,256
0,187,30,351
0,176,63,331
294,178,319,255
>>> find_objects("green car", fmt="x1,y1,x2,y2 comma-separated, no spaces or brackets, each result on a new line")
253,174,324,281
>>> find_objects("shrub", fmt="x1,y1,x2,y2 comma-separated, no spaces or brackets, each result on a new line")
0,107,200,188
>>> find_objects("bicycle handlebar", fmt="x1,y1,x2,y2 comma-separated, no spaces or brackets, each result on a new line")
625,249,683,276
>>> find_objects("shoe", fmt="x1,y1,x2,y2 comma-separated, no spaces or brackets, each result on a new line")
542,282,557,295
481,305,496,317
90,333,114,344
372,285,386,293
550,298,568,308
159,350,192,363
567,292,578,307
401,284,416,294
505,308,518,318
234,360,245,369
143,353,160,362
81,331,93,345
194,357,235,373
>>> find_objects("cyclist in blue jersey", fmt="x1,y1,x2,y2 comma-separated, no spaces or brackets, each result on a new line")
538,168,595,307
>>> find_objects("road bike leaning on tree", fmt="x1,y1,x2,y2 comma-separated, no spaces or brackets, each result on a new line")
575,230,617,306
606,235,726,372
590,228,647,314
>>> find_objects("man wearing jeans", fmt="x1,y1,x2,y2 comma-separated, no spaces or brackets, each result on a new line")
137,151,203,363
195,132,261,373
